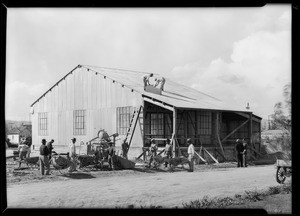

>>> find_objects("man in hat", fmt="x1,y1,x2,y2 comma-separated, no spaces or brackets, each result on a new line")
147,139,158,168
142,73,153,90
46,139,55,160
164,138,172,168
235,139,245,167
154,76,166,91
39,139,50,175
121,139,129,160
68,138,77,172
187,138,195,172
106,142,115,170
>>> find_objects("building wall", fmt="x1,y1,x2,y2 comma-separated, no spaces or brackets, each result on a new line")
31,67,144,158
7,134,20,144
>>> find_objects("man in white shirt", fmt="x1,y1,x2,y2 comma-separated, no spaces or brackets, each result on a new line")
68,138,77,172
187,138,195,172
154,76,166,91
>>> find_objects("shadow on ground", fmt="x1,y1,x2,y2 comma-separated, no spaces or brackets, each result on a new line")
60,172,96,179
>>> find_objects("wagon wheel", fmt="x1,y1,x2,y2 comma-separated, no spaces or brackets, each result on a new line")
276,167,286,184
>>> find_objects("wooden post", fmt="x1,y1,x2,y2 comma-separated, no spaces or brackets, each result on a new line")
249,113,254,157
172,108,177,157
143,101,146,150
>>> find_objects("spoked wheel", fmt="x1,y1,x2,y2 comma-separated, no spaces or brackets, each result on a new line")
276,167,286,184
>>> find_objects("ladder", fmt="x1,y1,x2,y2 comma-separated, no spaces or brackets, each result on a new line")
125,105,142,148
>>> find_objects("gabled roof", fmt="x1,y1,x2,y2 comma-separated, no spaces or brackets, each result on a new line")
31,64,258,115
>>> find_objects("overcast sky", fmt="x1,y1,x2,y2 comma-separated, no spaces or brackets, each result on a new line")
6,5,291,121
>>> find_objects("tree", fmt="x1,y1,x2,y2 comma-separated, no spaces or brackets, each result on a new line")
269,83,291,152
271,83,291,132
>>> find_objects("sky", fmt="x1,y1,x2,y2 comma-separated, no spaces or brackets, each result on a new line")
6,5,291,121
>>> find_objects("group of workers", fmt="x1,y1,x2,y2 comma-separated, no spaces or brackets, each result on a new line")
34,135,247,176
147,138,195,172
38,139,55,175
94,141,117,170
143,73,166,91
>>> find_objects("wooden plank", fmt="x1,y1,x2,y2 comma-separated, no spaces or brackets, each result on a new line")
203,147,219,164
137,149,147,160
221,119,249,143
157,149,165,156
194,151,207,164
216,113,226,160
215,148,227,161
174,137,182,157
234,112,261,123
248,146,263,157
143,97,174,112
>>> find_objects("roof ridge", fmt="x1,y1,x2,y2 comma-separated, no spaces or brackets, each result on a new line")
81,64,159,75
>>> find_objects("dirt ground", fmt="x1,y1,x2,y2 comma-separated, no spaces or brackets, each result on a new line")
5,157,291,212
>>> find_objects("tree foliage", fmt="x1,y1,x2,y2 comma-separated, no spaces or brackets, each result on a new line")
271,83,291,132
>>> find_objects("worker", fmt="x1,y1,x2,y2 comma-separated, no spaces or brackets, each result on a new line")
235,139,245,167
154,76,166,91
107,142,115,170
46,139,55,160
68,138,77,172
187,138,195,172
17,139,30,168
242,140,247,167
121,139,129,159
164,138,172,168
142,73,153,90
25,137,32,158
147,139,158,168
39,139,51,175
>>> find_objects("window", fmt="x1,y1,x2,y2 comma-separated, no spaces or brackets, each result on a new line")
150,113,164,135
117,106,133,135
73,110,86,135
38,112,48,136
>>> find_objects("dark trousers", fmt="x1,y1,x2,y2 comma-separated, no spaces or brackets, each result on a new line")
18,151,27,168
108,155,115,170
39,155,50,175
148,151,156,167
237,153,244,167
164,152,172,167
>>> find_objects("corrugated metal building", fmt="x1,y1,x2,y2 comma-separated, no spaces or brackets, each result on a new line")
30,64,262,162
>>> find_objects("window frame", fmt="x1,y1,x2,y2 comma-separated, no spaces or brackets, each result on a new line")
38,112,48,136
73,110,86,135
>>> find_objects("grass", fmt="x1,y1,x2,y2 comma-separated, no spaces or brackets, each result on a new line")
182,182,291,209
117,182,291,209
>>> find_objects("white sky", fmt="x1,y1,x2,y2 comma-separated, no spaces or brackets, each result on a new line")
5,5,291,121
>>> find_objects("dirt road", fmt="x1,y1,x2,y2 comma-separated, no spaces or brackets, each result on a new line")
7,165,285,208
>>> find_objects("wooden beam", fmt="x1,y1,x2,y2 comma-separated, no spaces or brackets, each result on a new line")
215,148,227,161
203,147,219,164
174,136,182,156
234,112,261,123
157,149,165,156
248,146,263,157
216,133,226,160
143,97,174,112
137,149,147,160
172,109,177,157
216,112,226,160
221,119,250,143
249,113,253,149
194,151,207,164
